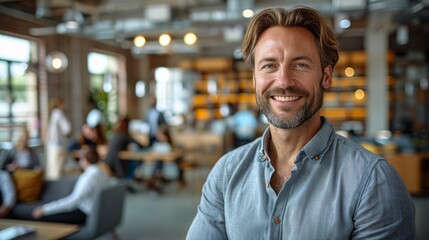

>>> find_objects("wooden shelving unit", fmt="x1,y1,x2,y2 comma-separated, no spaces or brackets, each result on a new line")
322,51,368,131
184,57,254,122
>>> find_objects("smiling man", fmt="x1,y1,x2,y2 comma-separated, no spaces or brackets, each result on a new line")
186,6,416,240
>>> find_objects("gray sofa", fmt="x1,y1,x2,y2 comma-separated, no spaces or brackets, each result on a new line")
7,177,126,240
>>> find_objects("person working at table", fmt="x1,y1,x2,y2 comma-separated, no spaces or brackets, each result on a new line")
186,6,415,239
145,96,170,180
104,116,146,180
32,145,110,224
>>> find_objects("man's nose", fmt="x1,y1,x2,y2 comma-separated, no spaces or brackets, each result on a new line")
277,65,296,88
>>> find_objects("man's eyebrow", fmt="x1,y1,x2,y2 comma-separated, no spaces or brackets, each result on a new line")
292,55,314,63
256,57,277,66
256,55,315,66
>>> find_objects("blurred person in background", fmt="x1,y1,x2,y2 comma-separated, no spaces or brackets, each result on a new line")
145,96,175,184
32,145,110,224
0,170,16,218
1,128,40,172
68,123,108,161
231,102,258,147
104,116,145,180
146,96,167,147
46,97,71,180
68,123,98,161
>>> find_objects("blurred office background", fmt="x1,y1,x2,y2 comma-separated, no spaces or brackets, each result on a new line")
0,0,428,239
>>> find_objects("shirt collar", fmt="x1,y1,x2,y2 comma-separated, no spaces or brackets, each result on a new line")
301,117,335,163
257,128,270,162
257,117,335,163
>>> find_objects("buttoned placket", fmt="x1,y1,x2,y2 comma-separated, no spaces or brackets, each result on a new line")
265,150,310,240
263,149,290,240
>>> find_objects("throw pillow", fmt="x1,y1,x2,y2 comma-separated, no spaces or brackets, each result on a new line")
12,169,44,203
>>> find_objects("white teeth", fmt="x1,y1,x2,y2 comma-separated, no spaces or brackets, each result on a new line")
273,96,300,102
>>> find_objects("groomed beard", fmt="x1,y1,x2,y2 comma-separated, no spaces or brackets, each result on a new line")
256,76,325,129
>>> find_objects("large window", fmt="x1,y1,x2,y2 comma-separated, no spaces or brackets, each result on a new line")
0,34,39,143
87,52,120,129
154,67,195,125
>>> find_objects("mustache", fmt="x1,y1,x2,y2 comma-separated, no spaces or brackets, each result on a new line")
264,87,309,97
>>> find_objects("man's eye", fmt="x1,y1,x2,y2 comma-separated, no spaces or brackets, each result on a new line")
295,63,307,69
262,64,274,69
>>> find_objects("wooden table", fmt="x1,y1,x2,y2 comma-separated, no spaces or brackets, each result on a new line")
119,149,185,191
119,149,183,163
0,219,79,240
386,152,429,194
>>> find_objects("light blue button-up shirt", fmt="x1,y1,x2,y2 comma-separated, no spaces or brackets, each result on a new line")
187,118,416,240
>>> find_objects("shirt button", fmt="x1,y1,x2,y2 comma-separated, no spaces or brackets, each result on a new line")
313,155,320,160
273,217,281,224
265,182,269,188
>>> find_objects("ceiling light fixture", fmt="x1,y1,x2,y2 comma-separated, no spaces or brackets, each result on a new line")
63,8,84,30
334,13,351,33
159,34,171,46
340,18,351,29
184,32,197,45
242,9,254,18
45,51,68,73
133,35,146,47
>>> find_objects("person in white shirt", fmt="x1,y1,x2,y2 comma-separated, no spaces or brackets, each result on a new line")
0,170,16,218
32,145,110,224
46,97,71,180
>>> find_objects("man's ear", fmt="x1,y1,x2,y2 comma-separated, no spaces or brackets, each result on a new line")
322,65,333,89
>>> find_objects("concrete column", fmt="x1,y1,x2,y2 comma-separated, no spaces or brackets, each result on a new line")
365,12,391,136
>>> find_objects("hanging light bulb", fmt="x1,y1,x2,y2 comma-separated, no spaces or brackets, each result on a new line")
242,9,254,18
45,51,68,73
184,32,197,45
159,33,171,46
133,35,146,47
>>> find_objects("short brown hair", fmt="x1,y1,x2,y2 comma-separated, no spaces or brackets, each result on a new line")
242,6,339,70
81,145,100,164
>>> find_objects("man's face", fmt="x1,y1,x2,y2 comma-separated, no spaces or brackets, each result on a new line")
253,26,332,129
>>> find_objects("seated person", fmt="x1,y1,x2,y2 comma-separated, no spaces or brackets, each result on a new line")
2,129,40,172
32,145,111,224
151,126,173,179
104,116,145,179
0,170,16,218
150,126,185,188
68,123,106,161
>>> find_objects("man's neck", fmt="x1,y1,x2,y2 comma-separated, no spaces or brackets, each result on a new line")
268,115,322,164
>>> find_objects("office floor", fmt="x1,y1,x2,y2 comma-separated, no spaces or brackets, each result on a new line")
99,164,429,240
113,164,209,240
